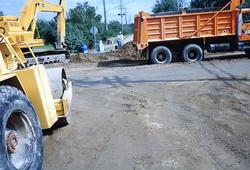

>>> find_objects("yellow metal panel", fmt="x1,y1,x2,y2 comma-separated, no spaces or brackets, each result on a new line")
54,81,72,118
0,74,16,82
38,1,63,12
0,41,19,70
62,82,72,118
0,52,7,75
54,99,64,116
14,65,58,129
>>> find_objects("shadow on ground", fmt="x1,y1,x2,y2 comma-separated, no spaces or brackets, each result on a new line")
97,59,149,68
97,54,249,68
205,54,249,61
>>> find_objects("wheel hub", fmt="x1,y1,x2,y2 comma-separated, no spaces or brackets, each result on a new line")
5,130,19,154
157,53,166,62
188,50,199,60
190,52,195,58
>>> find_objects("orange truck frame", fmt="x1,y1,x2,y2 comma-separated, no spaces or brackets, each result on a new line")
133,0,250,64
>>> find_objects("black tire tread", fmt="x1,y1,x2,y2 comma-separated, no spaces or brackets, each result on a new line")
151,46,173,64
0,86,26,104
0,85,43,170
182,44,204,62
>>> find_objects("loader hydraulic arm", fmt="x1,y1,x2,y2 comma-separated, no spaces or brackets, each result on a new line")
19,0,66,49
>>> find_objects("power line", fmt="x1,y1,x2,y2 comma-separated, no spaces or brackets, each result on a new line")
107,0,134,11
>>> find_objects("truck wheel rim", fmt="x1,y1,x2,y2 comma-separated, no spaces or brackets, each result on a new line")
188,49,199,61
5,111,36,169
156,52,168,63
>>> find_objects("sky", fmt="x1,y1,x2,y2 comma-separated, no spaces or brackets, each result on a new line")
0,0,157,23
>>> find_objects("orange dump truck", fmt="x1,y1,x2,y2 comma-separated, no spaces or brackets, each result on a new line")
133,0,250,64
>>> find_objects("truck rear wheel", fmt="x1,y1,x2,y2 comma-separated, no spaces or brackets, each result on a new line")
182,44,204,62
0,86,43,170
245,49,250,58
151,46,173,64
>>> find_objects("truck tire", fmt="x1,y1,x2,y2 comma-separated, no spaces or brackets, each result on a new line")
0,86,43,170
150,46,173,64
245,49,250,58
182,44,204,62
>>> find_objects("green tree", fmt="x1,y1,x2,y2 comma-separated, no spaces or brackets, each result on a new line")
66,2,105,50
242,0,250,7
190,0,250,8
191,0,230,8
103,21,133,39
37,19,56,45
107,21,122,37
152,0,184,13
0,11,4,16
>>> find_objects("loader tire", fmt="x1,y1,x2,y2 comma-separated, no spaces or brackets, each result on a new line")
182,44,204,62
0,86,43,170
150,46,173,64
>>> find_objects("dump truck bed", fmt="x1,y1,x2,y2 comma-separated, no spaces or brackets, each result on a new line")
134,9,238,50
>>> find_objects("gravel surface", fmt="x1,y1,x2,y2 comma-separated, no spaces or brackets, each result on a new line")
43,58,250,170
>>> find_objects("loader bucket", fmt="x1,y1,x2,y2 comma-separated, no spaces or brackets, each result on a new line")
46,67,73,126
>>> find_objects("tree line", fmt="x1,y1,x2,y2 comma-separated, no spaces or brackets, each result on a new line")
36,2,133,51
0,3,133,51
1,0,250,51
153,0,250,13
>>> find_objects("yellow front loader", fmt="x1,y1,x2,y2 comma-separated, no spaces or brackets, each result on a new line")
0,32,72,170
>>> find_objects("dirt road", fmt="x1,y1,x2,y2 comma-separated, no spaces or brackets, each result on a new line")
43,58,250,170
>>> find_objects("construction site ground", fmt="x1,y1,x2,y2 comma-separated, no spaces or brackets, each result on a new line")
43,54,250,170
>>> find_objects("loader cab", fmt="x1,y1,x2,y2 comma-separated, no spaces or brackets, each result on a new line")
0,16,44,48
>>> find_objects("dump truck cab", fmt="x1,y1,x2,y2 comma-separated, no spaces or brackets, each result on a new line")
239,8,250,42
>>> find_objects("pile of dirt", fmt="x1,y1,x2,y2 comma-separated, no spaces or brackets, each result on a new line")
118,42,140,59
70,42,142,64
70,53,85,63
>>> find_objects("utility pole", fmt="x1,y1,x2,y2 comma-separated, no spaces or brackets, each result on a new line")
120,0,123,33
118,0,126,33
177,0,180,11
125,8,127,26
103,0,108,31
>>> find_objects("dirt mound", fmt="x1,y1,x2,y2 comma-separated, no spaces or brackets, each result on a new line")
70,42,142,64
118,42,140,59
70,53,110,63
70,53,85,63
